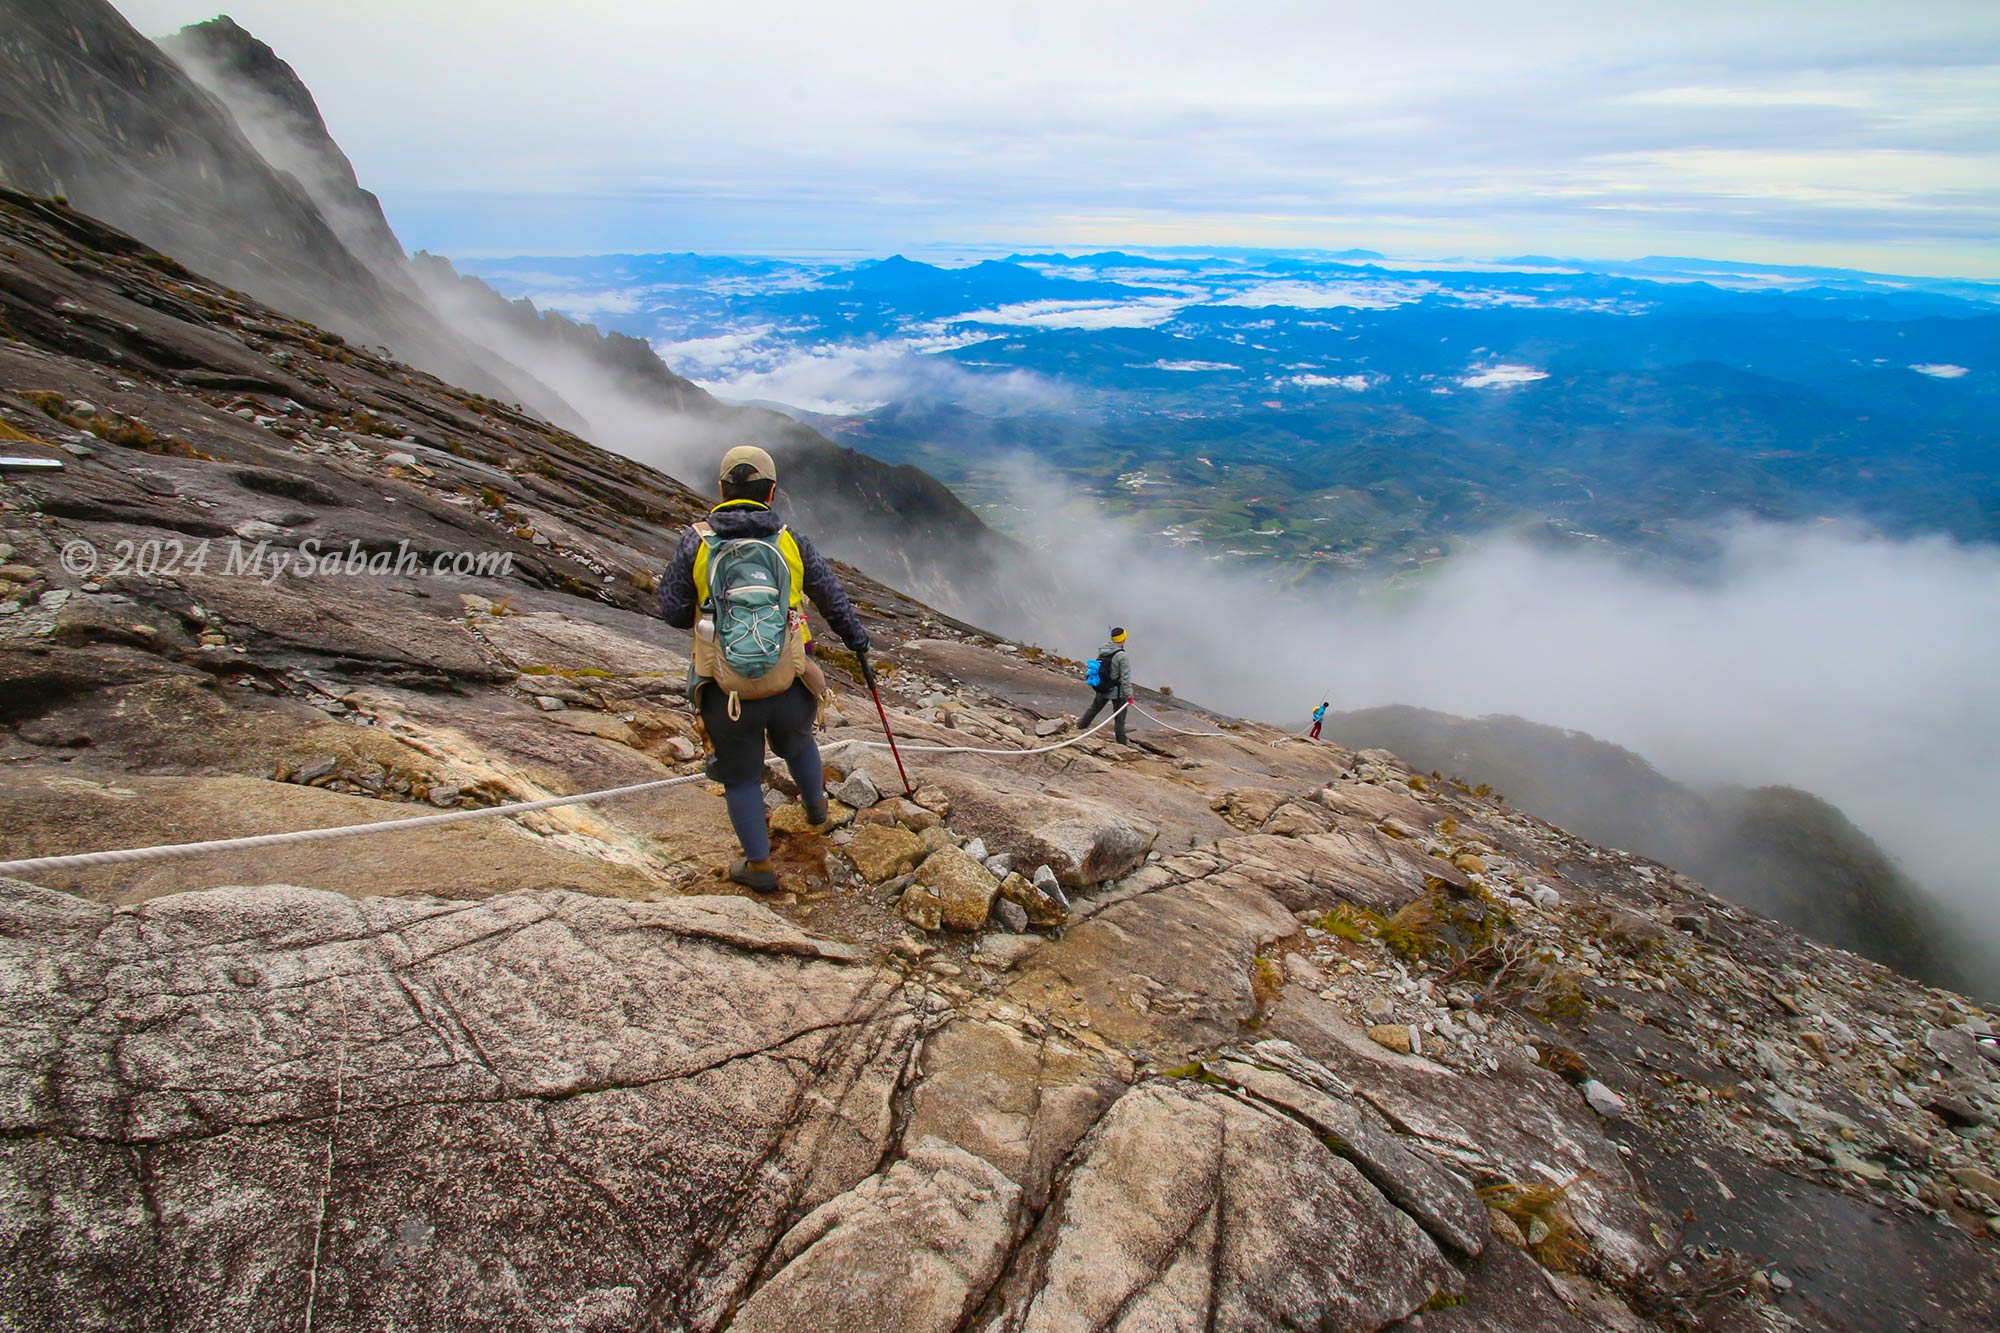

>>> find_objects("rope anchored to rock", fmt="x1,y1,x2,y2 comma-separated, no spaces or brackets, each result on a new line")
839,700,1131,758
0,701,1146,877
0,771,712,877
1130,703,1230,738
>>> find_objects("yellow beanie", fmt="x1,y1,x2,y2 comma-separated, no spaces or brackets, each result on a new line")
1111,629,1127,643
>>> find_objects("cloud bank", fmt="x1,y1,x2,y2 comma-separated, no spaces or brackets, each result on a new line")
656,328,1069,416
999,489,2000,983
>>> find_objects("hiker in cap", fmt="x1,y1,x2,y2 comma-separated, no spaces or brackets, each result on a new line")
1309,701,1328,740
1076,626,1133,745
659,445,872,891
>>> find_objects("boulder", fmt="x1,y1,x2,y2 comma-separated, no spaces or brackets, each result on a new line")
1370,1024,1418,1054
831,770,880,809
857,798,940,833
999,873,1067,928
991,898,1030,934
899,884,945,932
847,824,926,882
946,787,1156,889
913,848,1001,933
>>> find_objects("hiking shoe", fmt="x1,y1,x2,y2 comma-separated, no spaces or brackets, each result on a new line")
728,858,779,892
804,800,829,827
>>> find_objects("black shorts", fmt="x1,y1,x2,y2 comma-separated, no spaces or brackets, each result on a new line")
697,680,819,786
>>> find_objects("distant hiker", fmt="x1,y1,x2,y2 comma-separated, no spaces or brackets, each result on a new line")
659,445,872,891
1309,701,1328,740
1077,627,1133,744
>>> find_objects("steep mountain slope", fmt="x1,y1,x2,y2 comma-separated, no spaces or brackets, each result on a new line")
0,0,1045,629
1,186,1997,1333
1326,706,1983,995
159,15,411,275
0,0,554,410
147,10,1048,629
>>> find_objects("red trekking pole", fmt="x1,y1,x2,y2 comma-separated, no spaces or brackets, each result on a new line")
861,652,916,799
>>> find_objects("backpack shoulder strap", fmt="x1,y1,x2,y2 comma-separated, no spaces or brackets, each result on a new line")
692,522,718,607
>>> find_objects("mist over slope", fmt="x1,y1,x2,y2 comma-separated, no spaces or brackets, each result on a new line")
1013,500,2000,987
1323,705,1984,996
0,0,568,410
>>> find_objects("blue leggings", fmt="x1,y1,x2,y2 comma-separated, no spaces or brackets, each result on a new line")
699,682,825,861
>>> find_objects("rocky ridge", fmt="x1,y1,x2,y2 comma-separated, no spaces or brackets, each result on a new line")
0,0,1048,631
1326,704,1984,995
0,190,1997,1330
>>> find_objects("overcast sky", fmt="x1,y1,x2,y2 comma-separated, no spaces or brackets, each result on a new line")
116,1,2000,275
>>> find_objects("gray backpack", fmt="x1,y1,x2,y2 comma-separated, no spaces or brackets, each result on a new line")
691,522,805,715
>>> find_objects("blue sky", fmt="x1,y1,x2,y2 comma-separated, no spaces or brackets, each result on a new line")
118,0,2000,276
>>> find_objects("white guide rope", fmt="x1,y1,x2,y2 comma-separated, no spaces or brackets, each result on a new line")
0,771,710,877
0,700,1153,877
1130,703,1230,737
839,701,1130,758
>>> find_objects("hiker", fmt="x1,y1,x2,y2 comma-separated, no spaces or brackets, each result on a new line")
1309,701,1328,740
1076,626,1133,744
658,445,872,891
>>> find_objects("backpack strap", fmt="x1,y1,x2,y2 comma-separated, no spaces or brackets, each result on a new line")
691,521,717,609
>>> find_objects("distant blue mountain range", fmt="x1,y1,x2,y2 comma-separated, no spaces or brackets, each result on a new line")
461,247,1999,575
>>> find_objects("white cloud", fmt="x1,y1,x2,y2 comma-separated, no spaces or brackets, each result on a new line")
1217,279,1435,310
1144,358,1241,372
651,326,782,378
1285,373,1373,390
1459,364,1550,387
516,287,648,319
1911,362,1970,378
1447,289,1545,308
690,338,1069,416
953,297,1190,329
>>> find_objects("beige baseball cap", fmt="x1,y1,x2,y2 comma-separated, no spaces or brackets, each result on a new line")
719,445,777,485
